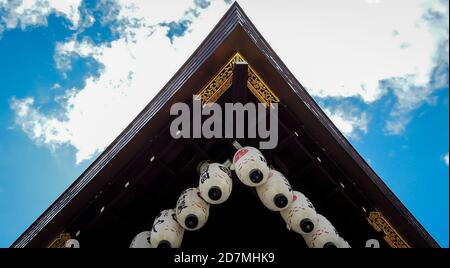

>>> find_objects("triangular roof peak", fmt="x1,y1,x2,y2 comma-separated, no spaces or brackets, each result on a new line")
12,3,438,248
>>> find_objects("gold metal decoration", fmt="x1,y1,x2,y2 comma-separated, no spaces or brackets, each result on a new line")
247,67,280,107
197,53,242,104
196,52,280,106
368,211,410,248
48,233,71,248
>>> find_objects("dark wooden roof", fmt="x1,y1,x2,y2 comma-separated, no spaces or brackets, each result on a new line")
12,2,438,248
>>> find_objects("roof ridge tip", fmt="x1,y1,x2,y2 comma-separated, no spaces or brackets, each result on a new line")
230,1,244,10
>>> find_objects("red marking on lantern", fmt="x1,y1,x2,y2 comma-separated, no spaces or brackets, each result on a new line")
234,148,248,163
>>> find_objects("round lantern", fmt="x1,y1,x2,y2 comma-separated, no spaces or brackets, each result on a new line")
175,188,210,231
129,231,151,248
280,191,319,234
233,147,270,187
64,239,80,248
150,209,184,248
199,162,233,205
256,169,293,211
302,214,341,248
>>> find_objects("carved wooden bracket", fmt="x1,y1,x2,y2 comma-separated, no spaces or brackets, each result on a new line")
197,52,280,107
368,211,410,248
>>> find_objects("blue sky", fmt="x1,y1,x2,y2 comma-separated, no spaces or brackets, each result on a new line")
0,0,448,247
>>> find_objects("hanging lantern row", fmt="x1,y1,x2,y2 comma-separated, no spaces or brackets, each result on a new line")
233,147,350,248
128,146,350,248
130,161,232,248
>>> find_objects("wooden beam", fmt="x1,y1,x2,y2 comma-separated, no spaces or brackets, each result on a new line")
231,61,248,145
232,61,248,103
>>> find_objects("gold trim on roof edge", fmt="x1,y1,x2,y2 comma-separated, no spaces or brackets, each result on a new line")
48,233,71,248
196,52,280,106
368,211,410,248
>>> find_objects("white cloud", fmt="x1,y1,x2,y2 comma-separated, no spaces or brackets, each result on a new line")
51,83,61,90
117,0,196,26
10,97,71,148
9,0,449,164
11,0,230,163
382,75,437,135
324,107,369,139
237,0,448,134
444,153,449,167
54,39,101,71
237,0,434,100
0,0,82,30
385,117,411,136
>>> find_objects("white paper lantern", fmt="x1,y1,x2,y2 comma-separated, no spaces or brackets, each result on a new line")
176,188,210,231
280,191,319,234
199,163,233,205
233,147,269,187
64,239,80,248
150,209,184,248
129,231,151,248
336,237,351,248
256,169,293,211
302,214,341,248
